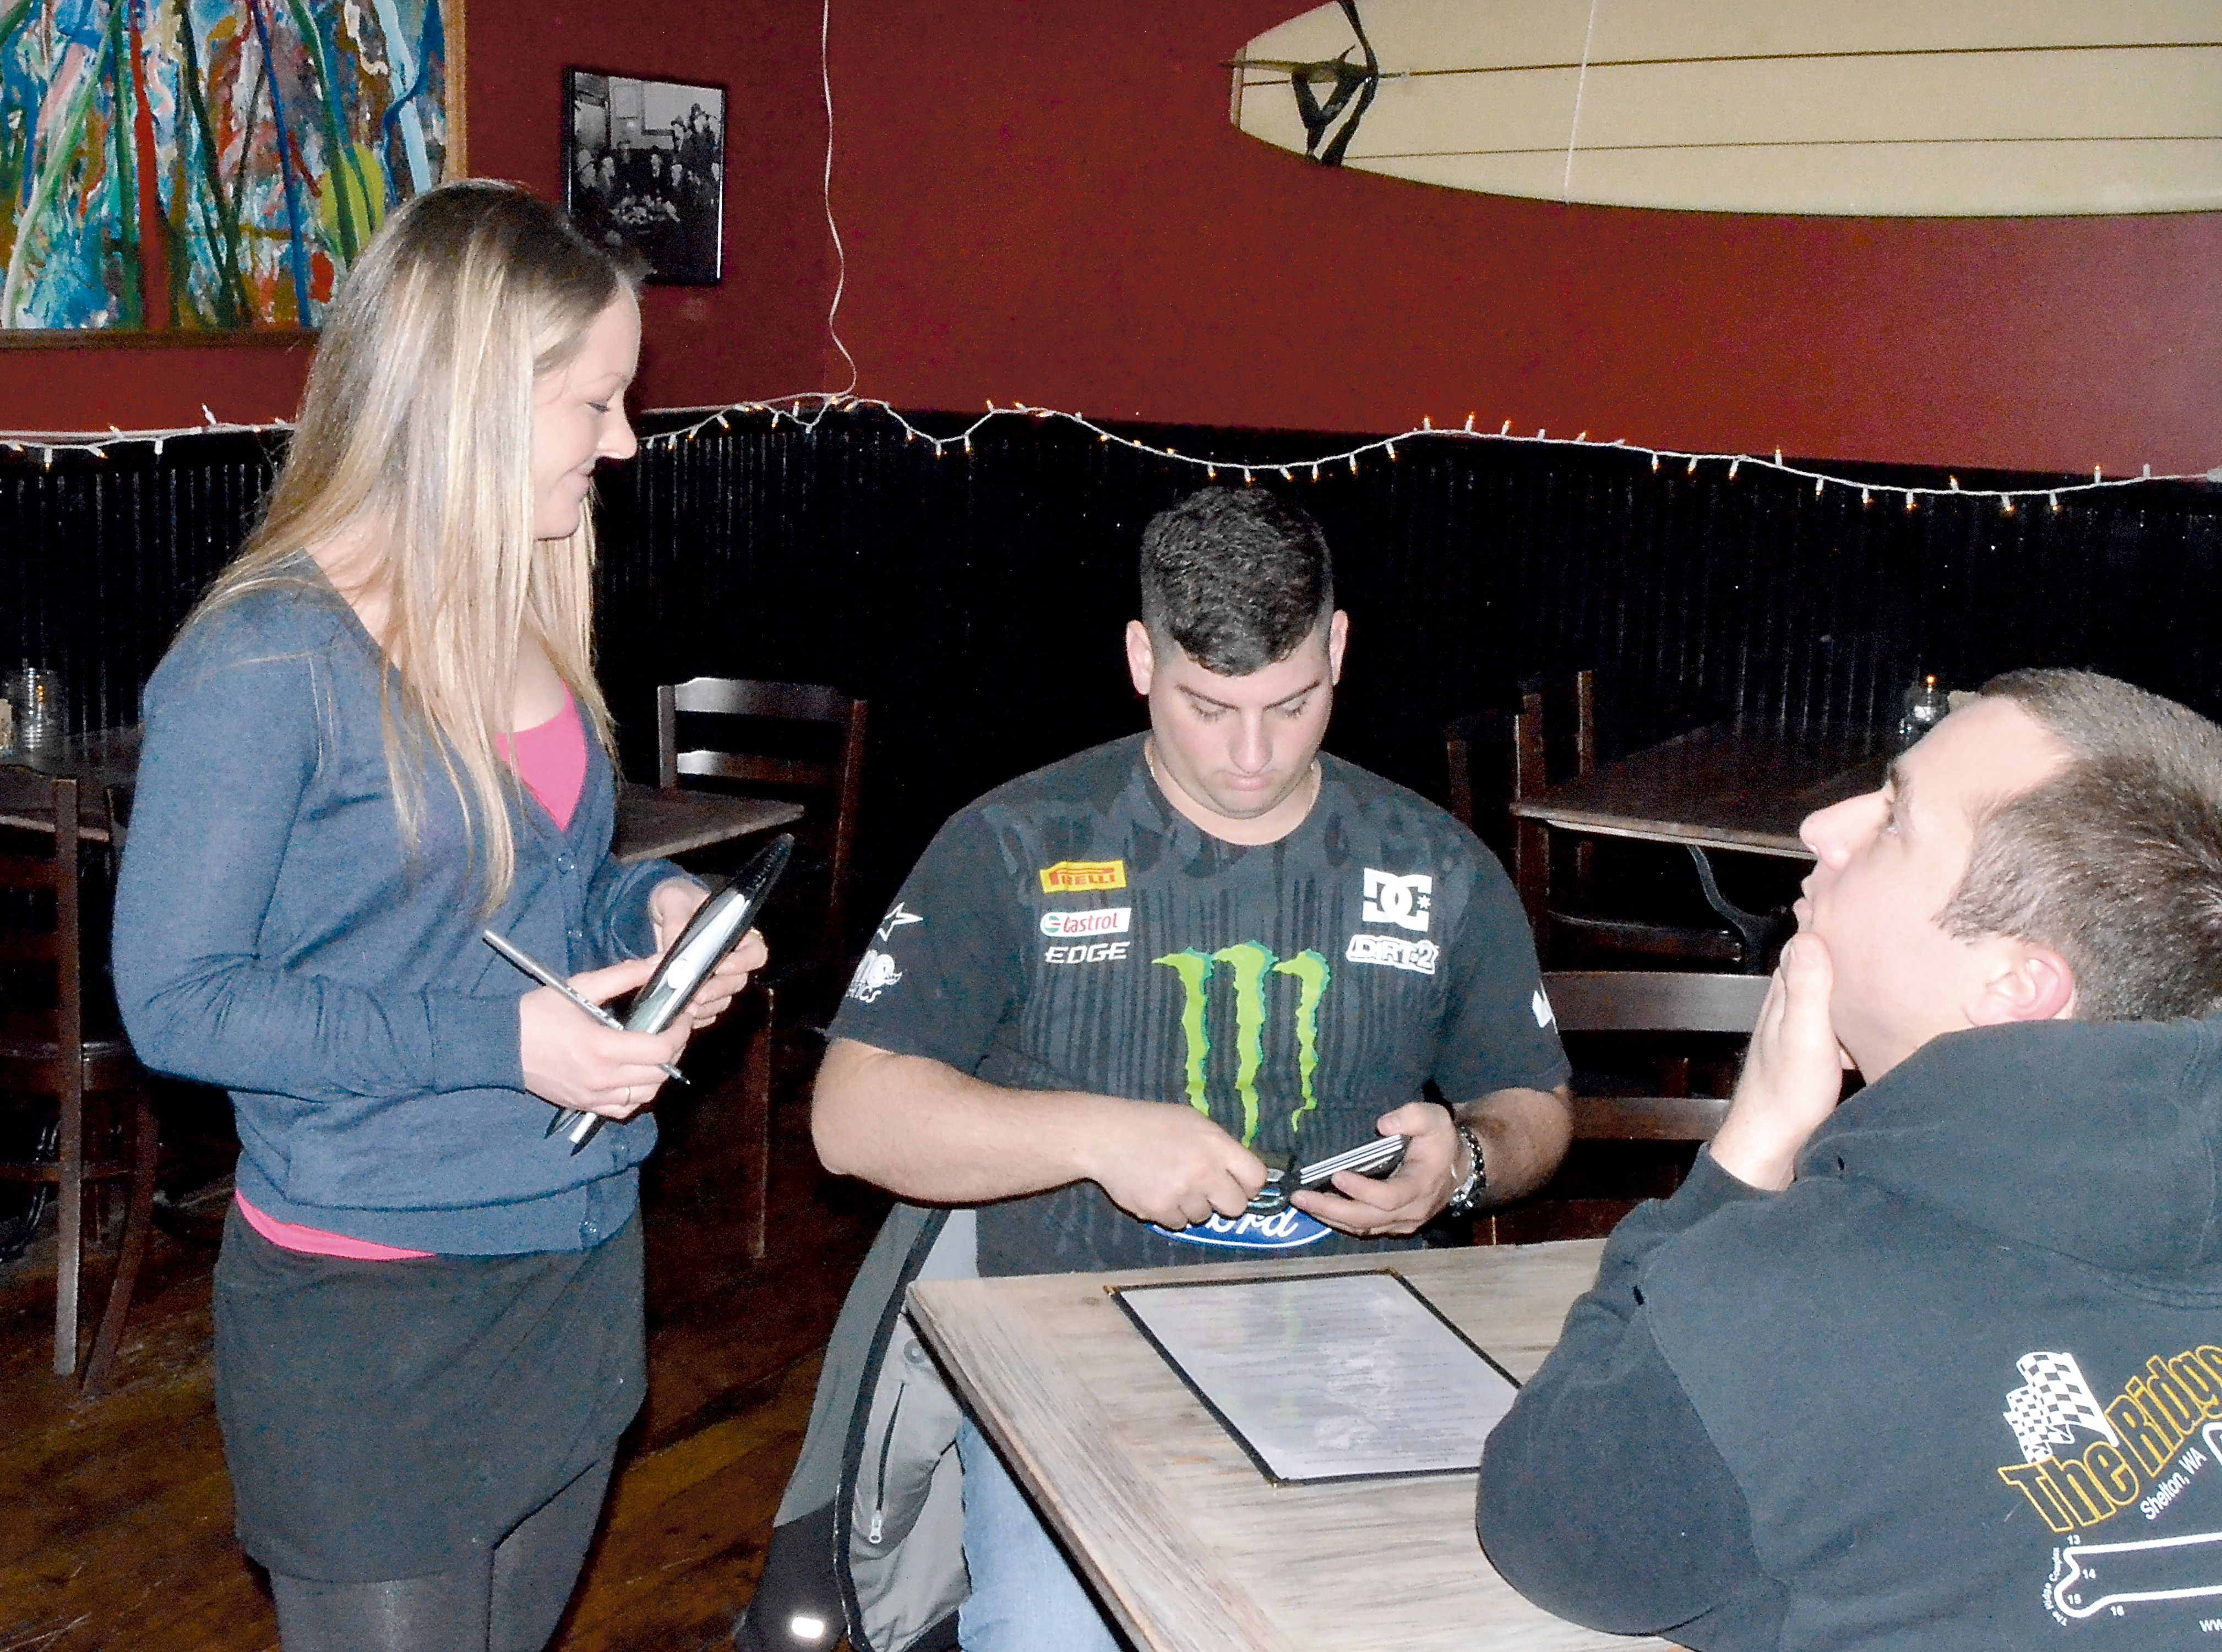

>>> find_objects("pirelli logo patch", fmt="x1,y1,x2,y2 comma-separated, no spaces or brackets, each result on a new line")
1039,860,1126,893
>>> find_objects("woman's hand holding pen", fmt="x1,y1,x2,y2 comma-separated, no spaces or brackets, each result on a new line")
647,877,769,1031
519,957,691,1119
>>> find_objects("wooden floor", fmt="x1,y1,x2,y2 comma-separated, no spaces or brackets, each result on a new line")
0,1037,887,1652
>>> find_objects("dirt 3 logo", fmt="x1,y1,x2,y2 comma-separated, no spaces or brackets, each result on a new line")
1153,943,1329,1147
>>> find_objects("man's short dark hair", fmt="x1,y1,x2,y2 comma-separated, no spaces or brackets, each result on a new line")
1940,668,2222,1021
1137,488,1333,676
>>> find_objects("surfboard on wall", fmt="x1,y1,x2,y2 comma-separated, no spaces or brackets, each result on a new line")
1230,1,2222,215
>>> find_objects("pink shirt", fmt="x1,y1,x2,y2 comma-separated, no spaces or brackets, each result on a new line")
501,687,589,832
235,1190,435,1259
242,690,590,1259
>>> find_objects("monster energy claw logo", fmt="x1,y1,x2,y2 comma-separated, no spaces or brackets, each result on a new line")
1152,943,1328,1145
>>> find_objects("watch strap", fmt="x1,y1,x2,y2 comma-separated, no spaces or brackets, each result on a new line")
1445,1121,1488,1217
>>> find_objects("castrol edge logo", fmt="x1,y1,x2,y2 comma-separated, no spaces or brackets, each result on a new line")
1040,907,1133,938
1038,859,1127,893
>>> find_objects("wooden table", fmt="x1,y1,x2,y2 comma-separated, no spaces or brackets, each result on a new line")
608,782,800,864
1509,721,1890,861
0,729,800,862
0,726,143,842
910,1241,1669,1652
1506,721,1891,960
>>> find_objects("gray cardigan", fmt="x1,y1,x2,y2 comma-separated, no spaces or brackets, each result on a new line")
114,576,682,1253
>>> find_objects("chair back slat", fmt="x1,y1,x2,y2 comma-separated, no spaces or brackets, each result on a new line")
1570,1094,1733,1143
1545,970,1769,1147
668,677,856,725
1545,969,1770,1036
1483,967,1766,1243
674,752,834,790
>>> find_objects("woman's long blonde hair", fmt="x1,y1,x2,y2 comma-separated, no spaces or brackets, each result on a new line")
193,181,636,908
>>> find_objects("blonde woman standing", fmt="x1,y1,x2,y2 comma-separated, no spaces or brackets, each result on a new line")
113,182,761,1651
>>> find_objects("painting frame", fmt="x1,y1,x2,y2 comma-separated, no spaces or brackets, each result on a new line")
0,0,467,345
563,67,725,287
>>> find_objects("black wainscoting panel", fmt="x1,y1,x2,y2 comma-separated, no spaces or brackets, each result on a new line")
0,433,284,735
4,415,2217,924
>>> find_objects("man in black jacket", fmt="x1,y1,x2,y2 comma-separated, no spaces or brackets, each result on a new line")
1478,669,2222,1651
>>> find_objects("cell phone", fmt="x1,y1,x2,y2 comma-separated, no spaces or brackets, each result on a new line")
1294,1133,1408,1190
560,833,793,1151
1247,1134,1410,1214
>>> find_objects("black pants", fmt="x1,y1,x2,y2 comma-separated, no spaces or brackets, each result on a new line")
269,1449,614,1652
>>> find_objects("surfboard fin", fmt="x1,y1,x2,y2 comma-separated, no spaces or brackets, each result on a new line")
1287,2,1381,166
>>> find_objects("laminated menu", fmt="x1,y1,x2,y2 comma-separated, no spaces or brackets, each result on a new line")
1109,1269,1521,1485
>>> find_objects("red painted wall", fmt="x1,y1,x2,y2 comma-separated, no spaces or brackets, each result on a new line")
7,2,2218,478
0,0,831,433
824,3,2222,476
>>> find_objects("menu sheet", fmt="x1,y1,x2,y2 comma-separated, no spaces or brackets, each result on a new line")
1110,1269,1521,1485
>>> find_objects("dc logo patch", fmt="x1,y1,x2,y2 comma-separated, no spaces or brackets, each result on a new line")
1361,869,1433,932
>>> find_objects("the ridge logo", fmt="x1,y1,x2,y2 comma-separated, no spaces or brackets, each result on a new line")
1040,907,1132,938
1361,869,1433,931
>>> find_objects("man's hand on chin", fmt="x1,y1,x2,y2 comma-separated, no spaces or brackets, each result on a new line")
1708,934,1855,1191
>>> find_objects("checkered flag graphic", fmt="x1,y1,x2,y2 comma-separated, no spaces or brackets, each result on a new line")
2005,1351,2118,1464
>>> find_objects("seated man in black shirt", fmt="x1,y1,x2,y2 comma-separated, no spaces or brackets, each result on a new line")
1478,669,2222,1651
793,487,1571,1652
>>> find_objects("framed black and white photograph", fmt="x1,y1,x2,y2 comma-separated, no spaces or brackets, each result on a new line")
564,69,725,285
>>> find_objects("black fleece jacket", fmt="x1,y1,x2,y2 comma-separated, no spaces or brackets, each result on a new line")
1479,1016,2222,1650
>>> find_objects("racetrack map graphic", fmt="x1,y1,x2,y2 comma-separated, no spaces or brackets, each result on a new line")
1994,1344,2222,1631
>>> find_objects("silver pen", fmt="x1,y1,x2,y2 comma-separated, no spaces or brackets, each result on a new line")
482,930,686,1136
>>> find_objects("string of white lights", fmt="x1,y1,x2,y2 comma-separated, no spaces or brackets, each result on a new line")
1,396,2215,514
637,395,2220,514
0,406,286,464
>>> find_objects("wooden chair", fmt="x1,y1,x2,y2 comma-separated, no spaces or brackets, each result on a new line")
0,770,159,1388
654,679,868,1262
655,678,868,964
1478,969,1771,1244
1446,671,1769,969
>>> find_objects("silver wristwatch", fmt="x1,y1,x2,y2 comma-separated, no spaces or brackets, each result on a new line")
1445,1122,1488,1218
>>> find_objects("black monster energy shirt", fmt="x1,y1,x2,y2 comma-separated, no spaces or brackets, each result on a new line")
830,734,1570,1277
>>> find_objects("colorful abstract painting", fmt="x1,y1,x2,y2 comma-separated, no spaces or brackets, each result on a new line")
0,0,456,331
